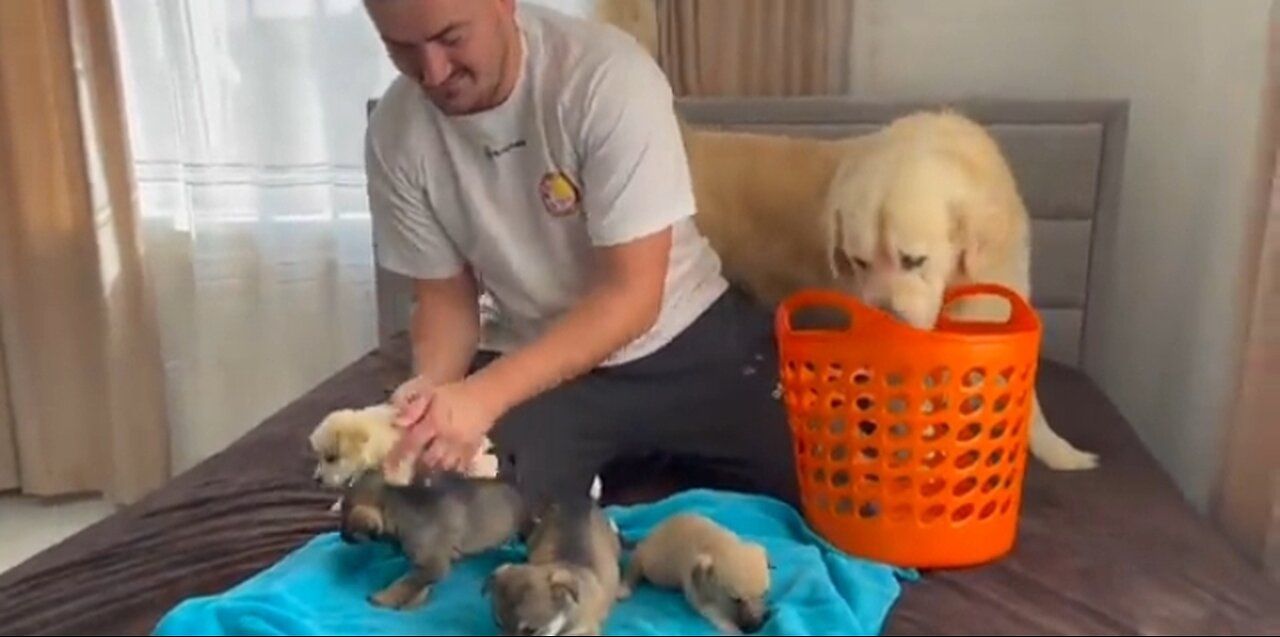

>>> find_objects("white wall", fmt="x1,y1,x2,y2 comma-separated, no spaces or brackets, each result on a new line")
848,0,1273,510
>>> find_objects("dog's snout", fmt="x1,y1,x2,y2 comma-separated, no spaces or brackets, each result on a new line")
736,600,768,633
873,301,907,323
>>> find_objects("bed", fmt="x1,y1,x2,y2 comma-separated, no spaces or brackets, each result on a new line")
2,96,1279,635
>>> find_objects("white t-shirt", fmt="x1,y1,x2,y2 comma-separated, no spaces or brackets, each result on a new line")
365,3,727,366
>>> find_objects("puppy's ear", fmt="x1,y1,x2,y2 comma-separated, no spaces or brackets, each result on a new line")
549,568,580,606
482,564,511,597
337,426,371,456
691,553,716,589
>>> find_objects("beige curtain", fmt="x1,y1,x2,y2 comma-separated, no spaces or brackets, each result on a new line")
0,0,170,504
654,0,854,96
1215,1,1280,578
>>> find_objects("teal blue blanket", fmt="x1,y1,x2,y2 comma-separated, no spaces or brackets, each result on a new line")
152,489,912,635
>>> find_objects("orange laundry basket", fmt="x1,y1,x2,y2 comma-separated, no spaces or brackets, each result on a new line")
775,284,1042,569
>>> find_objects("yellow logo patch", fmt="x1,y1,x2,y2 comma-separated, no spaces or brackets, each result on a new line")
538,171,580,217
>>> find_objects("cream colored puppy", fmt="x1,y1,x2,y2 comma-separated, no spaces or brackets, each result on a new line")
823,109,1098,471
620,514,771,634
309,403,499,490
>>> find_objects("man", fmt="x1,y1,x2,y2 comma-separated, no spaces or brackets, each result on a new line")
362,0,799,509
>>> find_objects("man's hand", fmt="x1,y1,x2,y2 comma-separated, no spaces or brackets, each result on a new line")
386,379,499,475
389,374,435,428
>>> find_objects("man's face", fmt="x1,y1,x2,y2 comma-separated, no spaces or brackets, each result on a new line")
365,0,517,115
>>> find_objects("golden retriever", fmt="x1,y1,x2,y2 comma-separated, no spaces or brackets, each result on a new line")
594,0,1098,471
820,110,1098,470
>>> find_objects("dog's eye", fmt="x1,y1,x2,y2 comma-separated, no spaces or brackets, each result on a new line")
899,254,927,270
852,257,870,269
323,453,338,463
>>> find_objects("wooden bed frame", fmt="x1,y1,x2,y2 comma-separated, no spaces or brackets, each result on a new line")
367,96,1129,380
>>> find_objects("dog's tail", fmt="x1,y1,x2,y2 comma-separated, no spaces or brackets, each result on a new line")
592,0,659,58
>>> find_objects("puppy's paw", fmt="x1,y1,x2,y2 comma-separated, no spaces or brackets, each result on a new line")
369,582,431,610
466,452,500,479
616,583,633,600
703,612,742,635
383,459,415,486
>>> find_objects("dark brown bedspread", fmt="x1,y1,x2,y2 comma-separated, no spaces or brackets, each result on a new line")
1,346,1278,636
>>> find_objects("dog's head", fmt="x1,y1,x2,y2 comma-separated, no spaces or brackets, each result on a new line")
309,406,396,488
483,563,584,636
822,113,1018,329
689,544,771,633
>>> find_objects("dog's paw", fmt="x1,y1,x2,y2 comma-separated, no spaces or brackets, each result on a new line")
1041,447,1100,471
369,583,431,610
1030,413,1100,471
1031,437,1100,471
382,459,415,487
466,453,500,479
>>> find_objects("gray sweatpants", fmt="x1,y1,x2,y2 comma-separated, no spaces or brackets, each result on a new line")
472,286,801,511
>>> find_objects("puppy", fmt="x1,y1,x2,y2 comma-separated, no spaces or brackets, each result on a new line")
484,496,623,635
309,402,499,490
823,109,1098,471
620,514,770,634
339,469,528,610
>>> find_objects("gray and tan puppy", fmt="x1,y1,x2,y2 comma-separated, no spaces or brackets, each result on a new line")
484,496,623,635
620,514,771,634
339,470,528,610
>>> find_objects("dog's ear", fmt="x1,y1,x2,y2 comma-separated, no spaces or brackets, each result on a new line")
950,195,1015,278
549,568,580,606
482,564,511,597
822,161,861,280
691,553,716,589
336,425,371,458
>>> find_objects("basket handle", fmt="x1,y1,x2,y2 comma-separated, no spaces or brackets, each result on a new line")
775,289,892,336
936,283,1040,332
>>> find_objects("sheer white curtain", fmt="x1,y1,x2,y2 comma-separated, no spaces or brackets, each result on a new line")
109,0,593,473
111,0,396,472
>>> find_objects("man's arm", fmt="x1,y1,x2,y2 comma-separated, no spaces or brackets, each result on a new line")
408,267,482,387
465,46,694,418
364,100,476,387
467,227,670,415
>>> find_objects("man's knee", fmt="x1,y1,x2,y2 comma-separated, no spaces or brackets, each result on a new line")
486,384,613,504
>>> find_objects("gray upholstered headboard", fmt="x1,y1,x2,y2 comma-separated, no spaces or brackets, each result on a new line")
367,97,1128,371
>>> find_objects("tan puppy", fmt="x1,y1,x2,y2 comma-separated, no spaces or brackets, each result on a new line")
620,514,770,634
484,497,623,635
823,109,1098,470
